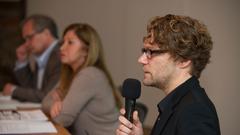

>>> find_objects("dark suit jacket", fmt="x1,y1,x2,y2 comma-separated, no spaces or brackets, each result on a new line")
151,76,221,135
12,43,61,102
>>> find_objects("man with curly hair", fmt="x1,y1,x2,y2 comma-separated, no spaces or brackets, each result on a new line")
116,14,220,135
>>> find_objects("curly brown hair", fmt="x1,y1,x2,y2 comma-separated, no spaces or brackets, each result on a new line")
144,14,213,78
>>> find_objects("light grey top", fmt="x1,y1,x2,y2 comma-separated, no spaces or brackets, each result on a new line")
42,66,119,135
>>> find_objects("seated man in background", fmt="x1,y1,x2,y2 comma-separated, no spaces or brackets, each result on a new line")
3,14,61,102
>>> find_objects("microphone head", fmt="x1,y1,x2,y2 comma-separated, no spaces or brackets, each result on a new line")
122,78,141,99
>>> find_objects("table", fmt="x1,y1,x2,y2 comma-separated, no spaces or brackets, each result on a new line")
48,124,71,135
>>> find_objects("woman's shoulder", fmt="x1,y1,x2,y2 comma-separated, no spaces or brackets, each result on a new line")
73,66,110,90
80,66,103,74
77,66,106,79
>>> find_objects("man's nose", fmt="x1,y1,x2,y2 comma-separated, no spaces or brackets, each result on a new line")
138,53,148,65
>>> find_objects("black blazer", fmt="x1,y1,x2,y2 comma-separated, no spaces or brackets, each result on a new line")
151,76,221,135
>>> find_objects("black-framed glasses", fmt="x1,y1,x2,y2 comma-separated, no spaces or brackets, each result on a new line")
24,29,43,41
24,32,39,41
141,48,168,59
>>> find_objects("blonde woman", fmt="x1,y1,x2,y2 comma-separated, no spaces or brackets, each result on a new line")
42,23,122,135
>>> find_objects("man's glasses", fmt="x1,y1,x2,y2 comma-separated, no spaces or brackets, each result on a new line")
24,30,43,41
141,48,168,59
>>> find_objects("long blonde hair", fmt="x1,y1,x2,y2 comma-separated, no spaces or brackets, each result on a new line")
58,23,122,108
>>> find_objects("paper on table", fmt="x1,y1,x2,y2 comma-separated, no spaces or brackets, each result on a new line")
0,92,41,110
0,109,48,121
0,93,57,134
0,93,11,101
0,104,16,110
0,109,57,134
0,93,17,110
17,109,48,121
0,120,57,134
17,102,41,109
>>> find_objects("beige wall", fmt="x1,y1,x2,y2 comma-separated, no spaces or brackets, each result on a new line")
27,0,240,134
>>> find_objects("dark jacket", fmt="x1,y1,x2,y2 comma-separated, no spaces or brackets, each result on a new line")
151,76,221,135
12,43,61,102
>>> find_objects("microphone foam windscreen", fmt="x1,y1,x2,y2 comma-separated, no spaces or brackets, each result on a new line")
122,78,141,99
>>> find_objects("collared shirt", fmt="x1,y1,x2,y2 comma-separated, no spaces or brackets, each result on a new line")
157,88,177,115
151,76,198,135
151,83,179,134
34,40,58,89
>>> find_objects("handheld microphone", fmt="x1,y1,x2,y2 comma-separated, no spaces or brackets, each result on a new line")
122,78,141,122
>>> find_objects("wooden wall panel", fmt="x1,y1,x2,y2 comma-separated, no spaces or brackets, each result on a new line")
0,0,26,90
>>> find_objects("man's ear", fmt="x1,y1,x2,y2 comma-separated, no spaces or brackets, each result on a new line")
177,59,192,69
42,29,50,36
